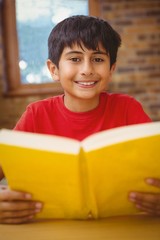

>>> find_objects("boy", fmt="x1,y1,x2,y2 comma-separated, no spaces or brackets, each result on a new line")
0,15,160,224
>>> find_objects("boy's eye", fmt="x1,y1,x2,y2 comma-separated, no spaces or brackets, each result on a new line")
93,58,104,62
70,58,80,62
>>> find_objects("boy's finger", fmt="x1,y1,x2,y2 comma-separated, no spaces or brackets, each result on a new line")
145,178,160,188
0,208,41,219
129,192,160,205
135,204,160,216
0,200,42,211
135,199,160,210
0,215,35,224
0,189,32,201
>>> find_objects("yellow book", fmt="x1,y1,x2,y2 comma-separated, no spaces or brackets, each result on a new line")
0,122,160,219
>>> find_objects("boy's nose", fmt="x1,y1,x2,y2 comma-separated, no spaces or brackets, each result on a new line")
80,61,94,76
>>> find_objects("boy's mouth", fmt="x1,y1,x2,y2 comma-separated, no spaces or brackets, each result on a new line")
74,81,97,87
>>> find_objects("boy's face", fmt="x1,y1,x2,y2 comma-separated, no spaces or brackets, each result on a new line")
47,43,115,111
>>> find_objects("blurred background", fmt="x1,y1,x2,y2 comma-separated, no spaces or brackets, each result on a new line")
0,0,160,130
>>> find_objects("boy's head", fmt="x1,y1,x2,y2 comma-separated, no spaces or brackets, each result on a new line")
48,15,121,68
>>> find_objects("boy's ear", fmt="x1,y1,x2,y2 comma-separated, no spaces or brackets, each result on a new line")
110,63,116,74
109,63,116,82
46,59,60,81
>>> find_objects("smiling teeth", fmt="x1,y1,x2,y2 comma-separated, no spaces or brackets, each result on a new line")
78,82,95,86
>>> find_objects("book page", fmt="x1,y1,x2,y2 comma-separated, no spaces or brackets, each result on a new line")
82,122,160,152
0,129,80,154
85,134,160,218
0,141,89,219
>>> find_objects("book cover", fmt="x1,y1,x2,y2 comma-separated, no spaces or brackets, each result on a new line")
0,121,160,219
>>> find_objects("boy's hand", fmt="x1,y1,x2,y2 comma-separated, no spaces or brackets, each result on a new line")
129,178,160,216
0,185,42,224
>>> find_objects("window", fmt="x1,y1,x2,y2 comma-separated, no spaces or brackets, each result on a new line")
1,0,100,96
16,0,88,85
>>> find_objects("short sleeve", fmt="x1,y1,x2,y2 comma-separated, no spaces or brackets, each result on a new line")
14,105,35,132
126,98,152,124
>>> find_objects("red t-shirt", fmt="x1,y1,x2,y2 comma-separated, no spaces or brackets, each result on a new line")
14,92,152,141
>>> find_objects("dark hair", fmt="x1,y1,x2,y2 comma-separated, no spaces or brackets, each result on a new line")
48,15,121,67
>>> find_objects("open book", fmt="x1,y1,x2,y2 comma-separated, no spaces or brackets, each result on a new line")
0,121,160,219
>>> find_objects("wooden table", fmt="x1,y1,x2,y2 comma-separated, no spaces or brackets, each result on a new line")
1,215,160,240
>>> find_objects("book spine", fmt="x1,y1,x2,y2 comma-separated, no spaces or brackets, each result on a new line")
79,148,98,219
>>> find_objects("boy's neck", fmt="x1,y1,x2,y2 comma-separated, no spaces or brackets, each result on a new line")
63,95,100,113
